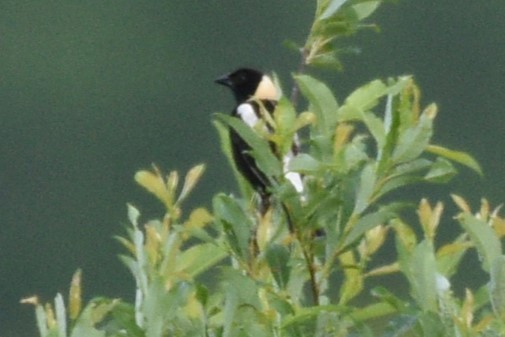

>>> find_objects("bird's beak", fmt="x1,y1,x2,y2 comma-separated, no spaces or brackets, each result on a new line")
215,74,232,87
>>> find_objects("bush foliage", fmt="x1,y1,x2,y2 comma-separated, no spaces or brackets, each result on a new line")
25,1,505,336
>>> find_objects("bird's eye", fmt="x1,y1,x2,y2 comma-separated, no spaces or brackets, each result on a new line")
237,73,247,82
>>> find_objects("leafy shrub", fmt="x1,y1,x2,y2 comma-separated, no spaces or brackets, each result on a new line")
25,1,505,336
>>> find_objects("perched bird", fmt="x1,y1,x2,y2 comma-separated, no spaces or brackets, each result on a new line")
215,68,303,214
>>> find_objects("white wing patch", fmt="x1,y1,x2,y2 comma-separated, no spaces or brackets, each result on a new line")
237,103,259,127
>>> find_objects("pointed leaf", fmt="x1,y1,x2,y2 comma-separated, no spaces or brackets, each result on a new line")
215,113,282,177
426,144,483,176
392,109,434,164
177,243,228,278
287,153,323,173
409,240,438,312
353,163,376,214
339,250,363,304
490,256,505,319
351,1,380,20
266,244,291,289
213,194,252,259
424,157,457,183
134,169,172,208
344,206,398,247
294,74,339,137
177,164,205,203
457,213,502,272
320,0,348,19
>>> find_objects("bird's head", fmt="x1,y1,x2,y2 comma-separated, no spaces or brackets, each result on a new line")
215,68,278,103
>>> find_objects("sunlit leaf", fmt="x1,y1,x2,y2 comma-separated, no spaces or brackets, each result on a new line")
339,250,363,304
417,199,443,241
177,164,205,203
451,194,471,213
69,269,82,320
135,168,172,209
436,239,471,277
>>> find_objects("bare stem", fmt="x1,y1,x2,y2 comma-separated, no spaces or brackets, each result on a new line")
289,47,309,108
301,242,320,305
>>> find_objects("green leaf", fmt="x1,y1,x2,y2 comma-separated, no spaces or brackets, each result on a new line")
309,51,343,70
287,153,323,173
71,298,118,337
351,1,381,20
338,79,387,121
142,280,189,337
426,144,483,176
54,293,66,337
424,157,457,183
392,111,433,164
213,119,253,198
343,205,398,247
353,162,376,214
436,237,470,277
319,0,349,20
382,315,417,337
338,250,363,304
177,243,228,278
409,240,438,312
374,159,432,199
294,74,339,137
274,97,297,154
282,305,345,329
215,113,282,178
213,194,252,259
490,256,505,319
348,302,397,322
221,268,262,337
177,164,206,203
265,244,291,289
457,213,502,272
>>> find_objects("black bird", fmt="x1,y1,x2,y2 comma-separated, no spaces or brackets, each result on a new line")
215,68,303,213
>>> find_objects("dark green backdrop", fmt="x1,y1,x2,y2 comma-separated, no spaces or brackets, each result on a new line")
1,1,503,335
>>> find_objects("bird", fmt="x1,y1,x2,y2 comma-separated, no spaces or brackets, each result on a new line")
215,68,303,215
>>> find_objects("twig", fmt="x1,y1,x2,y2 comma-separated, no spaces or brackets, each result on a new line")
289,47,309,108
301,242,320,305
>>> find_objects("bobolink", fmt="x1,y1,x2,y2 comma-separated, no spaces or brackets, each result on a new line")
215,68,303,213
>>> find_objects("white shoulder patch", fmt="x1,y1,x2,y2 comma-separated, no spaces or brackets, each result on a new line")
237,103,259,127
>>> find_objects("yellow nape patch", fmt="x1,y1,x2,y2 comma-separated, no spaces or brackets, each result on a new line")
254,75,278,100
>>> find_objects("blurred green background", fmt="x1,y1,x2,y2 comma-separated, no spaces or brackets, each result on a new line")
1,1,503,335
